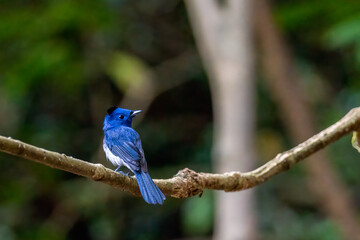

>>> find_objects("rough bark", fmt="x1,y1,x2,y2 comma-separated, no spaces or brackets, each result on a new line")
255,1,360,239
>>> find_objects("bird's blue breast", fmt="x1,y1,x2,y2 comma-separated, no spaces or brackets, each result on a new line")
105,125,138,140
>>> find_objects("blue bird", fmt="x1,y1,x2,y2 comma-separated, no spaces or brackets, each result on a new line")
102,106,166,205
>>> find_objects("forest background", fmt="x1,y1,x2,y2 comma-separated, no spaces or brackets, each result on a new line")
1,0,360,239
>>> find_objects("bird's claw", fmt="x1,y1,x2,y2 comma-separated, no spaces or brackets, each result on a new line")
114,168,131,177
119,171,131,177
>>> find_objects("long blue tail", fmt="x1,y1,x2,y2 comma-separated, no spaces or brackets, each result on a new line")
134,171,166,205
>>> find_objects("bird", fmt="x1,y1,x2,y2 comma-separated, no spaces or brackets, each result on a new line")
102,106,166,205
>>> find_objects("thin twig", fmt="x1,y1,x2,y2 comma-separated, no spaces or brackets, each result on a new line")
1,107,360,198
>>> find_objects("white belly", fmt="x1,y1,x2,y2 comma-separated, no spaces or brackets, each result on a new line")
103,142,133,172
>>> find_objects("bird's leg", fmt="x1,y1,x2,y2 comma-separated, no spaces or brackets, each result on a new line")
114,166,121,172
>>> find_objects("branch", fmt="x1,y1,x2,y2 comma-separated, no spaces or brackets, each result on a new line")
1,107,360,199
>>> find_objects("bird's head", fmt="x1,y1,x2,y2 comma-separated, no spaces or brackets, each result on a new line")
103,106,142,130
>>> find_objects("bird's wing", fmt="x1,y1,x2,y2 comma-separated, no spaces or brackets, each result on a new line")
107,140,143,172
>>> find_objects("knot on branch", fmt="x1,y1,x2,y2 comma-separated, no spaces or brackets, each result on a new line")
173,168,204,198
17,142,26,155
92,164,107,181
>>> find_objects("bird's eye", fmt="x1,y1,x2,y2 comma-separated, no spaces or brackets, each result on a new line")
119,115,124,119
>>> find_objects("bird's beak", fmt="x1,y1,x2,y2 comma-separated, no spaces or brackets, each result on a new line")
130,110,142,118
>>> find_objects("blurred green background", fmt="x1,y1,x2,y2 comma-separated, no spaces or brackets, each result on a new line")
1,0,360,239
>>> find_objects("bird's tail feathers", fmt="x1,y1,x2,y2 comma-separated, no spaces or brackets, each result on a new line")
135,171,165,205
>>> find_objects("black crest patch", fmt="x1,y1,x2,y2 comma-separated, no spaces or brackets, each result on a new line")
107,106,118,115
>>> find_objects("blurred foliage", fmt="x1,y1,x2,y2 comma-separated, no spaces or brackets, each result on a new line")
106,52,151,91
181,191,214,236
0,0,360,239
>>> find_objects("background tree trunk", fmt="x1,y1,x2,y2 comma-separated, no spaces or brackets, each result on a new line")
184,1,257,239
255,1,360,239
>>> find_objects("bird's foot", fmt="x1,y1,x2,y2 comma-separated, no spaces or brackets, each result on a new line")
114,166,131,177
119,171,130,177
118,170,131,177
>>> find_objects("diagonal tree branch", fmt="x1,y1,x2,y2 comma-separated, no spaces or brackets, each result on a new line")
1,107,360,199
